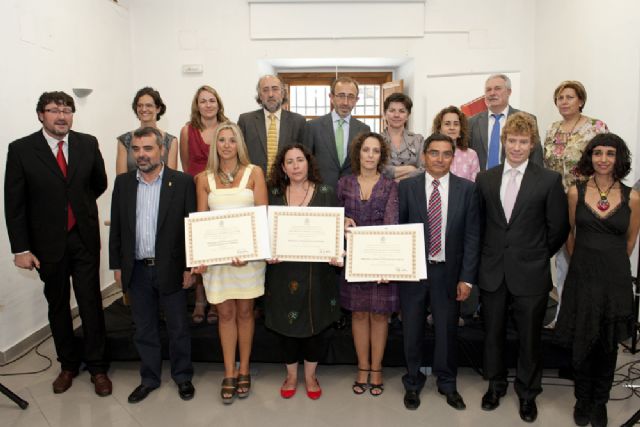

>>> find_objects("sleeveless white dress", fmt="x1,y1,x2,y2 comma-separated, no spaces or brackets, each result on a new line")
202,165,266,304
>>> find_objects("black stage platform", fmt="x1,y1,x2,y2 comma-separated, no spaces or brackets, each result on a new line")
99,298,572,370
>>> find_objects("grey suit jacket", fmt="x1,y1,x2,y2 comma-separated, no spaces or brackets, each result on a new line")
238,108,306,175
303,113,370,189
468,106,544,171
475,162,569,296
398,173,480,298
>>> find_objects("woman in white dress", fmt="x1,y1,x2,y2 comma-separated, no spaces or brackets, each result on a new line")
192,122,267,404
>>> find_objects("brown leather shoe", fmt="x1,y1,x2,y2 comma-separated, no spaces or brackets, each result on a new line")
91,373,113,397
52,370,78,394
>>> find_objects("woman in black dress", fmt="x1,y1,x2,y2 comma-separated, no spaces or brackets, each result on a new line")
265,144,342,400
555,133,640,427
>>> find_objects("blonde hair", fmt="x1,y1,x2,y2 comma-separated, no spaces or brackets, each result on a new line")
206,122,251,174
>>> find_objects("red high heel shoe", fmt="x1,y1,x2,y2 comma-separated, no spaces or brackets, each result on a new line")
306,378,322,400
280,380,297,399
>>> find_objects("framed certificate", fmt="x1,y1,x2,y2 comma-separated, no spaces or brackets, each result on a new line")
268,206,344,262
185,206,271,267
345,223,427,282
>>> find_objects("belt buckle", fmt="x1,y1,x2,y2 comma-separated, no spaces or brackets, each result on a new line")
144,258,155,266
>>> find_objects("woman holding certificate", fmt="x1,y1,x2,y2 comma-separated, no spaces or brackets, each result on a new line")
265,144,341,400
337,132,399,396
192,122,267,404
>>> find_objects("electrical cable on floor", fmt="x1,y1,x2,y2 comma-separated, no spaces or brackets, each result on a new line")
0,289,122,373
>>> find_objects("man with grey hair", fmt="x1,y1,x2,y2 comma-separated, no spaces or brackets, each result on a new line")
468,74,543,171
238,75,306,175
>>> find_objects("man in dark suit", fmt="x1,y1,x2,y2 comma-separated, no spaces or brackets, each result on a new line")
238,75,306,175
468,74,543,171
398,134,480,411
475,113,569,422
109,127,196,403
304,76,371,189
4,91,111,395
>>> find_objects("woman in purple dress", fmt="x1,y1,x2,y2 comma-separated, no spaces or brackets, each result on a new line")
337,132,399,396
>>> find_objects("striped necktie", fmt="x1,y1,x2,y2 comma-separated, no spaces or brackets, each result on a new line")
428,179,442,257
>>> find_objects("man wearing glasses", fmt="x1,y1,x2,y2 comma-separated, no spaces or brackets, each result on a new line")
4,91,111,396
398,133,480,412
304,76,370,189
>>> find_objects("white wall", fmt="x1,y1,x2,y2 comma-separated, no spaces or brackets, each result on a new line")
0,0,133,352
2,0,638,352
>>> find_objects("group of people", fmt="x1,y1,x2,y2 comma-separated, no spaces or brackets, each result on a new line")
4,72,638,427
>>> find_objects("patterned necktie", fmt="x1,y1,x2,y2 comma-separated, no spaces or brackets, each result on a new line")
488,113,504,169
336,118,345,164
503,168,519,222
57,141,76,230
428,179,442,257
266,113,278,174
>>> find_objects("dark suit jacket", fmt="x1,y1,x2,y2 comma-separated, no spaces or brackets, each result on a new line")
303,113,370,189
475,162,569,296
238,108,306,174
109,167,196,295
398,172,480,298
468,106,544,171
4,130,107,262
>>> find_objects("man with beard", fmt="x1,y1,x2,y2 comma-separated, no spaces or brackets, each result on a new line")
109,127,196,403
304,76,371,189
4,91,111,395
238,75,306,175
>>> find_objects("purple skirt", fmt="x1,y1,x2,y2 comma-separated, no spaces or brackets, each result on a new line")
340,279,399,313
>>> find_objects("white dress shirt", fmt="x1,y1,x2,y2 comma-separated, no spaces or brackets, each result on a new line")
500,159,528,206
42,128,68,159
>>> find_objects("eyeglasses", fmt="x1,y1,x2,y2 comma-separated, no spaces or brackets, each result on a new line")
44,108,74,115
332,93,357,101
426,150,453,159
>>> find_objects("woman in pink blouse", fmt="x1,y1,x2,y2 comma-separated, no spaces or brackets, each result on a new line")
432,106,479,182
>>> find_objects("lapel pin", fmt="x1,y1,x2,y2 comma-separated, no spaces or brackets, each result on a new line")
168,181,172,187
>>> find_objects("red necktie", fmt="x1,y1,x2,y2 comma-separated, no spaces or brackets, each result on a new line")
428,179,442,257
57,141,76,230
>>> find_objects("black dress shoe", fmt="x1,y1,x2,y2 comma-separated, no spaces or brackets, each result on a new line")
519,398,538,423
590,403,607,427
573,400,590,426
438,390,466,410
128,384,157,404
178,381,195,401
403,390,420,410
481,389,505,411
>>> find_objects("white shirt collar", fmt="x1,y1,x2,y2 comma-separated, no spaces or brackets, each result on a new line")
42,128,68,150
503,159,528,176
136,163,165,184
331,110,350,123
489,105,510,118
425,171,450,187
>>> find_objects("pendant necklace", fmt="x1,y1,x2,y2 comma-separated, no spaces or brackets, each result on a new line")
593,176,616,211
218,163,240,186
287,182,311,206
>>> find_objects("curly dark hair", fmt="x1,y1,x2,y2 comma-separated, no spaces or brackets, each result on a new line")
132,87,166,121
431,105,469,150
268,144,323,192
350,132,389,175
36,91,75,114
575,133,632,180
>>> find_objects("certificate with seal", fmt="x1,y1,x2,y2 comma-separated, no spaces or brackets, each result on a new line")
268,206,344,262
185,206,271,267
345,223,427,282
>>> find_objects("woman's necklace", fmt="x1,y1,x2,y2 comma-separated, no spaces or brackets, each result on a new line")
217,163,240,186
287,183,311,206
358,173,379,201
593,176,616,211
554,114,582,146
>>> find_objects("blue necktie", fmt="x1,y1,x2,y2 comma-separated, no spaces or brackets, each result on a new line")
488,113,503,169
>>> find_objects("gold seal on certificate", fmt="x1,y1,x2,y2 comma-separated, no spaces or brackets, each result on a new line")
268,206,345,262
184,206,271,267
345,224,427,282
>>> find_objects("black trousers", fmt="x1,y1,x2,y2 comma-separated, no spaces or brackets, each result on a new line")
128,261,193,388
399,263,459,394
481,282,547,400
574,340,618,404
279,332,326,365
38,228,107,374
